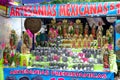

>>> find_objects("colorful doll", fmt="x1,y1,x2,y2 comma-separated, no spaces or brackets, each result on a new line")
97,35,102,49
106,29,112,44
62,19,68,38
102,36,106,47
84,23,89,36
50,19,56,29
97,21,103,37
77,39,82,48
74,19,83,35
68,21,74,38
9,30,18,50
57,22,62,37
23,32,32,49
83,35,88,48
91,23,96,39
89,34,93,42
3,45,10,65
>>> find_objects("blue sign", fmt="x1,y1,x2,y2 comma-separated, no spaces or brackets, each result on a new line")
4,68,114,80
22,0,51,4
8,2,120,18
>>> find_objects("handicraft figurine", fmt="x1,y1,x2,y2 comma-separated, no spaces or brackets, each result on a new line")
57,22,62,37
97,21,103,38
9,30,18,50
91,23,96,39
23,32,32,50
106,29,112,44
3,45,10,65
74,19,83,35
84,23,89,36
62,19,68,39
83,35,88,48
97,35,102,48
68,21,74,38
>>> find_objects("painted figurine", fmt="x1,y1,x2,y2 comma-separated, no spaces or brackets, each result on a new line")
9,30,18,50
97,21,103,38
57,22,62,37
68,21,74,38
83,35,88,48
91,23,96,39
89,34,93,42
74,19,83,35
23,32,32,49
97,35,102,48
106,29,112,44
62,19,68,38
3,45,10,65
84,23,89,36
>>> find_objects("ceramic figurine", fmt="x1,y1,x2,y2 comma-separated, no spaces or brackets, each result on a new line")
40,25,48,47
62,19,68,38
109,25,114,35
106,29,112,44
9,30,18,50
102,36,106,46
74,19,83,35
84,23,89,36
97,21,103,37
3,45,10,65
89,34,93,42
68,21,74,38
97,31,102,40
91,23,96,39
23,32,32,49
97,35,102,49
50,19,56,29
77,39,82,48
83,35,88,48
57,22,62,37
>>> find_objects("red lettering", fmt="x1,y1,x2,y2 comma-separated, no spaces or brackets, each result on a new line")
59,5,65,16
97,3,103,14
42,6,47,16
50,78,56,80
64,72,69,76
34,70,40,74
58,78,64,80
71,4,75,16
103,3,108,14
41,71,45,75
10,7,15,16
15,7,20,16
47,5,52,16
102,74,107,78
79,4,83,15
38,6,43,15
33,6,37,16
66,4,71,16
45,70,49,75
84,4,89,15
110,3,114,10
89,4,97,14
59,72,63,76
52,5,56,16
75,4,79,16
116,3,120,14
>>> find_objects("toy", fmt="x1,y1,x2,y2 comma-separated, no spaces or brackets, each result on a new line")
68,21,74,38
57,22,62,37
9,30,18,50
62,19,68,38
74,19,83,35
23,32,32,49
84,23,89,36
91,23,96,39
40,25,48,47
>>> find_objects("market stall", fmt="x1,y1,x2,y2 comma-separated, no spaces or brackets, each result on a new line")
1,2,120,80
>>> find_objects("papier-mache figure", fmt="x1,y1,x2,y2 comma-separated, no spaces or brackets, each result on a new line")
91,23,96,39
106,29,112,44
3,45,10,65
57,22,62,37
84,23,89,36
39,25,48,46
74,19,83,35
68,21,74,38
83,35,88,48
9,30,18,50
23,32,32,50
89,34,93,42
62,19,68,39
97,21,103,38
97,35,102,48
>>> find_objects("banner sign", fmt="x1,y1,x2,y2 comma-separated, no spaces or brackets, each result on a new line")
22,0,51,4
9,2,120,18
4,68,114,80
